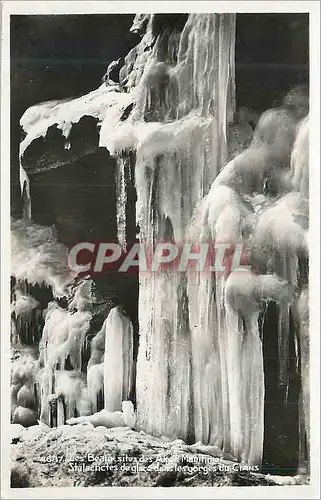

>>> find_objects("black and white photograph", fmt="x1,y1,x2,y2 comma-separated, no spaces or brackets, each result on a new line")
1,1,320,498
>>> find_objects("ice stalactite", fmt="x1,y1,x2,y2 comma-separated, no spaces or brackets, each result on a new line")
116,157,128,251
189,189,253,454
11,291,43,345
174,14,235,124
36,279,103,425
39,302,91,372
115,154,136,251
104,306,133,412
10,219,77,412
296,288,309,473
291,115,309,202
187,266,223,447
100,13,237,441
187,100,305,465
85,303,134,415
87,362,104,414
20,165,31,220
253,114,308,466
290,116,309,472
133,15,236,441
254,192,307,393
37,300,92,425
87,320,106,413
127,14,236,125
223,271,294,465
253,115,309,396
136,269,192,439
11,213,135,426
224,272,264,465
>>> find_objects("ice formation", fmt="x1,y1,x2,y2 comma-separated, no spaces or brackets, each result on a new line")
11,218,74,297
103,305,133,411
103,13,237,441
36,299,91,425
66,400,136,429
10,219,135,427
18,83,133,219
103,14,308,465
12,13,309,473
11,353,38,427
185,104,308,464
19,85,133,158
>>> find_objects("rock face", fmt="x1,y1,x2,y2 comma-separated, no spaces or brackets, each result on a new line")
11,12,309,480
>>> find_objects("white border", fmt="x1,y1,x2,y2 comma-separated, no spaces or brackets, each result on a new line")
1,2,320,499
0,0,319,14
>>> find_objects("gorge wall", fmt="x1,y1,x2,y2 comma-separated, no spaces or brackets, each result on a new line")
11,13,309,475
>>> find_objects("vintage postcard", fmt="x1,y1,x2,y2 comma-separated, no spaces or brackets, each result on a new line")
1,1,320,498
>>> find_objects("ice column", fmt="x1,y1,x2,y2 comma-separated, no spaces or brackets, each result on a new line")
134,14,236,440
104,305,134,411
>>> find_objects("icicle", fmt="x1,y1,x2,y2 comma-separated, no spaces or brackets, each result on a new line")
131,14,236,442
20,164,31,220
38,368,90,427
188,270,223,447
115,155,136,251
296,288,310,473
38,369,53,426
216,273,231,453
136,269,191,440
291,115,309,200
187,180,253,452
47,305,90,371
116,157,128,250
35,297,92,425
254,190,308,398
87,362,104,413
278,300,291,397
103,306,133,412
56,398,65,426
11,291,41,344
241,311,264,465
224,271,265,465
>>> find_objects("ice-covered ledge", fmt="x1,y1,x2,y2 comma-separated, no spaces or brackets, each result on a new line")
19,85,133,175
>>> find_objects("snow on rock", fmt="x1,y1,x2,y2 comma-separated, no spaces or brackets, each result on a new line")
11,425,276,487
20,85,133,158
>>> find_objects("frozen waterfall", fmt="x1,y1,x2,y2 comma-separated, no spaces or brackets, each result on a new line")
11,13,309,473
